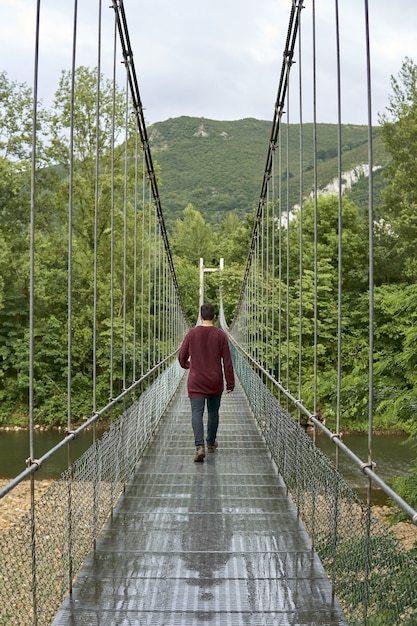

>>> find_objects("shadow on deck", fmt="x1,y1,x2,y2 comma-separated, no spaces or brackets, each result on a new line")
52,377,347,625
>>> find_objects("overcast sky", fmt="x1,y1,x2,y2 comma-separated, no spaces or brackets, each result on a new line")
1,0,417,126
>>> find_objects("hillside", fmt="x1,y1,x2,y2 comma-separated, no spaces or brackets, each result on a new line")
148,116,388,230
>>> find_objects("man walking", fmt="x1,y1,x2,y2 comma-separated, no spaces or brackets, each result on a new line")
178,303,235,462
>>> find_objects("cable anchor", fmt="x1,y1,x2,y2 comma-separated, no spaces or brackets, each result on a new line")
360,461,376,474
25,457,41,470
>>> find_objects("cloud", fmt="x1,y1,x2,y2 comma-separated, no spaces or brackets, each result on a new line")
1,0,417,125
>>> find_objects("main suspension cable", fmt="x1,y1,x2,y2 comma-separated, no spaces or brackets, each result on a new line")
111,0,186,320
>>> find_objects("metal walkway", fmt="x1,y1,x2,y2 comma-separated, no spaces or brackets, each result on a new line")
52,378,348,625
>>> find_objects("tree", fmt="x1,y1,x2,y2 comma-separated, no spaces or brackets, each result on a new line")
171,255,200,321
0,71,45,161
287,195,368,295
0,65,154,425
0,75,39,423
378,57,417,282
48,66,126,165
170,204,214,265
216,212,251,266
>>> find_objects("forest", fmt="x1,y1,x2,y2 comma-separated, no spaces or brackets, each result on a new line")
148,115,388,229
0,58,417,470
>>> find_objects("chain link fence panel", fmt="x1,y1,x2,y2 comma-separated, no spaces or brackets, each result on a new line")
232,345,417,625
0,359,184,626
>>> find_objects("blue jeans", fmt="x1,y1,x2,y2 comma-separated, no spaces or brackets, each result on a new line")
190,395,222,447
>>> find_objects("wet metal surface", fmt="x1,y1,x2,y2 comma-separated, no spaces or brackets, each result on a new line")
52,378,348,625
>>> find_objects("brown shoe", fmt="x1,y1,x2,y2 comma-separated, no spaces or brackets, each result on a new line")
207,440,218,453
194,446,205,462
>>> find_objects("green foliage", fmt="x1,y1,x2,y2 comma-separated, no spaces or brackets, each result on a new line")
1,54,417,443
0,71,42,161
168,204,250,322
170,204,215,265
172,254,200,321
149,117,387,230
379,57,417,281
0,67,166,426
48,66,126,165
390,456,417,535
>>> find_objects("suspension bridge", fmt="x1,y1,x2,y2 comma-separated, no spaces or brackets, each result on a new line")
1,1,417,624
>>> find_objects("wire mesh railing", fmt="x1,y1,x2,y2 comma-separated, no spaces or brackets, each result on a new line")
217,5,417,601
0,1,189,624
2,0,417,624
228,0,417,532
0,359,185,626
231,345,417,625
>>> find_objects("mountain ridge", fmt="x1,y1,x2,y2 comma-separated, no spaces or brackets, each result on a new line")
148,116,387,229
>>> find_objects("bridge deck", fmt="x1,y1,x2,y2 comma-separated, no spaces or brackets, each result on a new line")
52,377,347,625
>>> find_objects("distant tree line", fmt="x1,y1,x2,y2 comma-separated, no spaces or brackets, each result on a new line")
1,60,417,449
0,67,175,426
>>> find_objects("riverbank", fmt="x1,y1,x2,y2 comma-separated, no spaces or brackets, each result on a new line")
1,478,416,552
0,478,52,531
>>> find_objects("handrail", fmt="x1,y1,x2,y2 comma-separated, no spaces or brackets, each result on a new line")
225,332,417,527
0,350,179,500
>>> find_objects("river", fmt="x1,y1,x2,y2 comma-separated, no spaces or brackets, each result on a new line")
0,428,415,504
0,427,103,479
313,431,416,504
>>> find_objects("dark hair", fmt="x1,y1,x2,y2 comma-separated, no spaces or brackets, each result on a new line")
200,303,216,321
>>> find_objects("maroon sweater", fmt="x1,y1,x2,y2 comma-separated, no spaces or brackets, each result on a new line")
178,325,235,398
